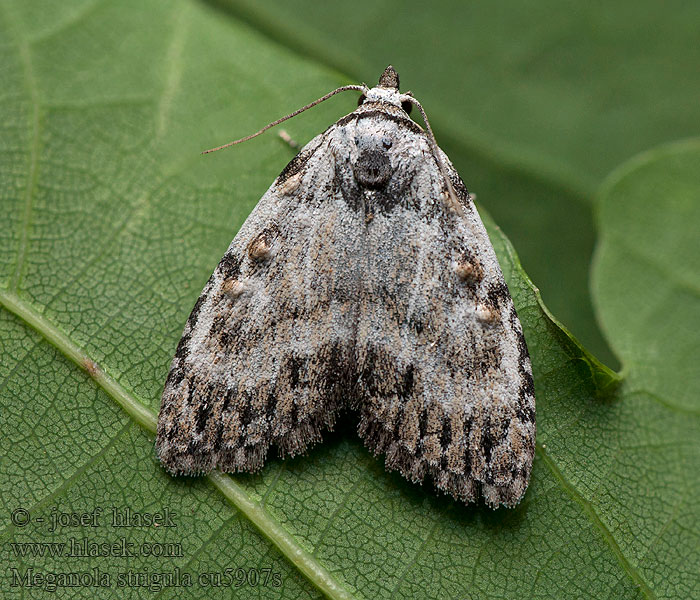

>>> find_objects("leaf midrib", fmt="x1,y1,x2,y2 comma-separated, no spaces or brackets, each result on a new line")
0,288,656,599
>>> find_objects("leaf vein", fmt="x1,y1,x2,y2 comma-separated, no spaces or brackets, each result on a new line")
388,514,441,599
156,2,190,139
311,473,365,558
537,444,657,599
3,3,42,292
0,421,132,540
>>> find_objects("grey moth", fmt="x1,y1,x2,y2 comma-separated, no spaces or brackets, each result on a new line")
156,66,535,509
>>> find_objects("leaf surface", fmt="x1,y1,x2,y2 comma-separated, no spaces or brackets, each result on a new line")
1,1,697,599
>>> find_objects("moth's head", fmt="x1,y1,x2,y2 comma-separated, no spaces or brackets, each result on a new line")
357,65,413,115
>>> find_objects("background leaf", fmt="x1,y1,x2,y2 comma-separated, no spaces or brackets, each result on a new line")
1,1,698,599
590,139,700,598
592,140,700,413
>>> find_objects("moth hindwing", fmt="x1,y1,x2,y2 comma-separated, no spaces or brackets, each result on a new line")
156,66,536,509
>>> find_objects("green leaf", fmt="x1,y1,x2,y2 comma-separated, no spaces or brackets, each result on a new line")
1,1,697,599
592,138,700,410
590,139,700,596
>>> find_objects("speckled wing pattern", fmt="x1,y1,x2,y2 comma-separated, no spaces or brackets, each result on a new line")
157,70,535,509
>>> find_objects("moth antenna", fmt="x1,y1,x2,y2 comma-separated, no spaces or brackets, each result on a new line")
401,94,466,216
202,84,368,154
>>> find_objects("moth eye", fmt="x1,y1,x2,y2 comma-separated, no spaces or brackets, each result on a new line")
382,138,393,149
401,100,413,115
357,94,367,106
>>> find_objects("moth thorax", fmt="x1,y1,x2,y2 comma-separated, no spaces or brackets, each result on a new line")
353,149,393,188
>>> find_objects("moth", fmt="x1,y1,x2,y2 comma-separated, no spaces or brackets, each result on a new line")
156,66,535,508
